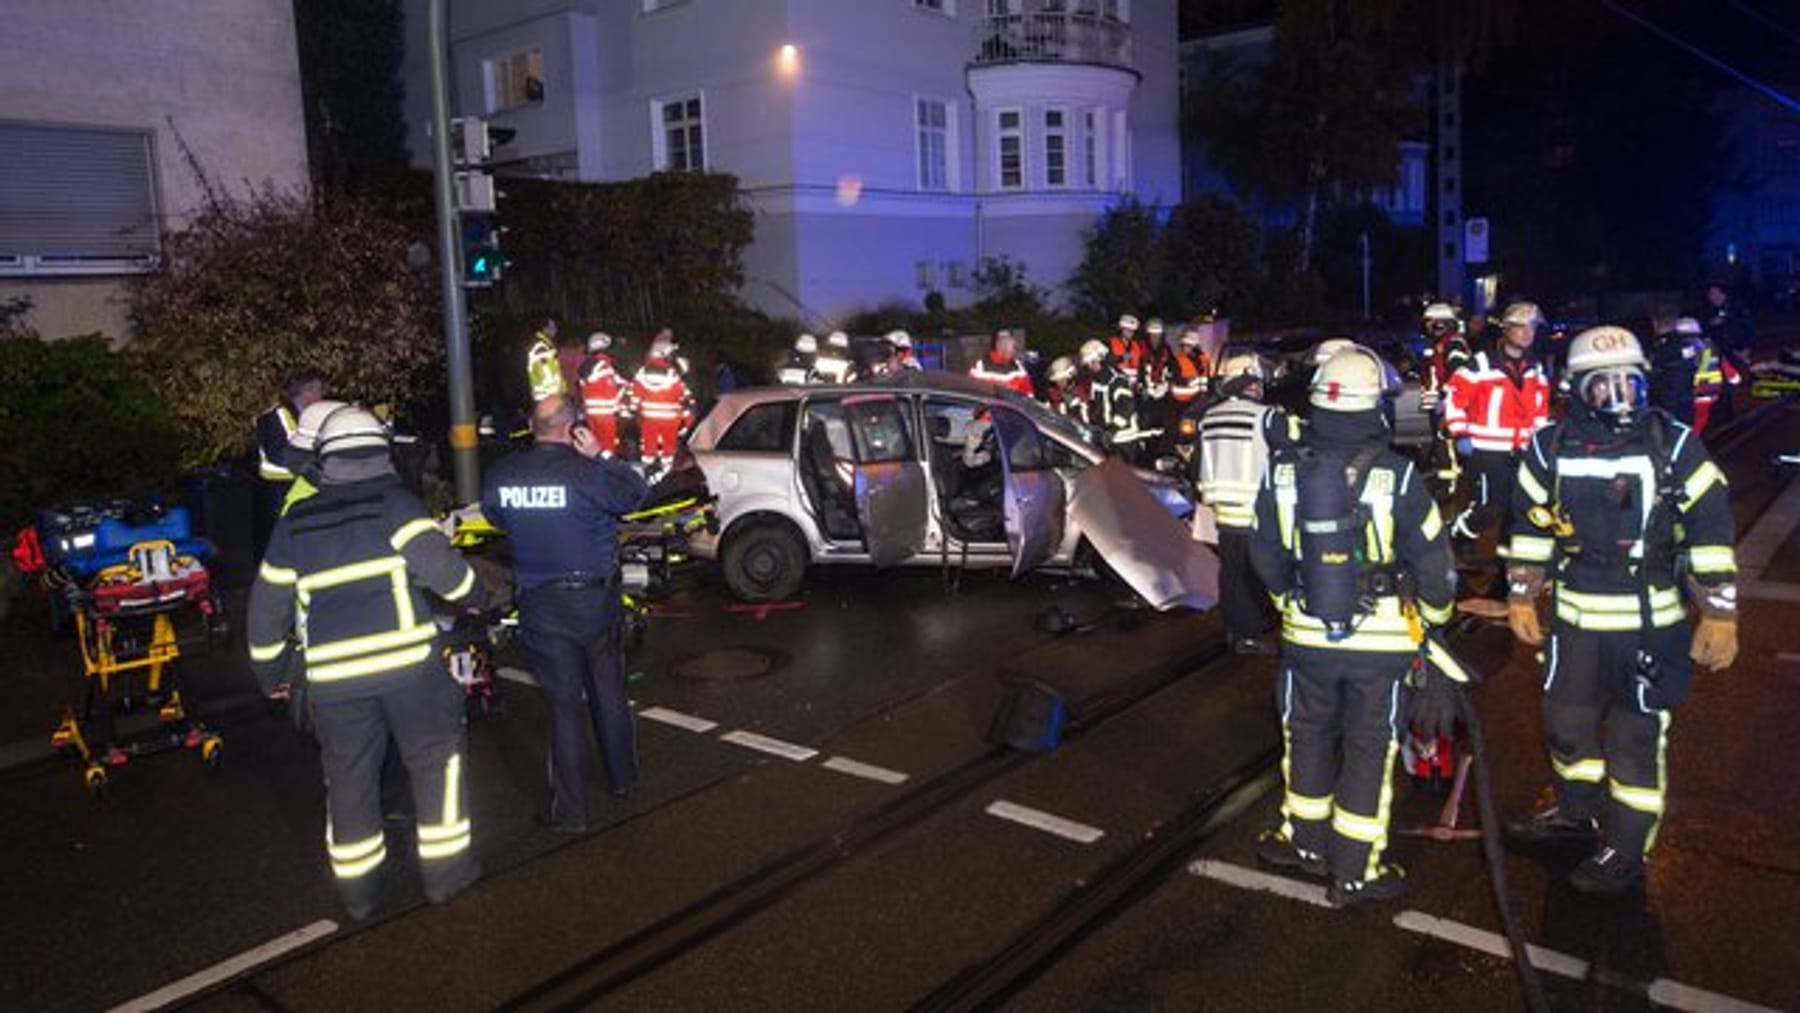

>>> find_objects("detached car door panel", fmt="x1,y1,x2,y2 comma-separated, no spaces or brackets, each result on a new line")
845,395,928,567
1070,457,1220,611
991,407,1066,578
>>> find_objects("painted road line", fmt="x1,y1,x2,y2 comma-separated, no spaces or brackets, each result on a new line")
495,666,539,688
108,919,339,1013
1187,859,1331,908
1646,978,1784,1013
1393,910,1589,980
639,707,720,734
821,756,910,785
984,800,1106,845
719,730,819,762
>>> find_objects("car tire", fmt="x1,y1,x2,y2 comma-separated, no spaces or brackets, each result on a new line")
722,522,806,602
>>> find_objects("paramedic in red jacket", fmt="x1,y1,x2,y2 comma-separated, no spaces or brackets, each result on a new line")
968,329,1035,397
577,332,625,458
630,331,692,469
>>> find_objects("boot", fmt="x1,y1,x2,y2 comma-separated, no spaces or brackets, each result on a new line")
1255,828,1328,878
1327,864,1409,908
1503,805,1599,847
1568,848,1645,898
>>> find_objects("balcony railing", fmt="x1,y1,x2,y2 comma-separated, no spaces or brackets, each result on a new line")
971,12,1132,70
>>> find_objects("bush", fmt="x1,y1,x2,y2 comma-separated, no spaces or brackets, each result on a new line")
129,188,443,467
0,334,178,530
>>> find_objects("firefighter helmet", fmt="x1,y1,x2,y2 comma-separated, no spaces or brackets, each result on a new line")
1501,302,1545,329
1079,339,1109,366
1117,314,1140,333
650,334,677,359
795,333,818,354
1422,302,1458,322
291,400,348,452
1048,356,1077,384
1312,337,1358,365
314,405,391,456
1310,345,1389,412
586,331,613,353
1215,351,1268,384
1566,326,1648,373
1672,317,1703,337
1178,326,1203,349
826,330,850,349
886,329,912,349
1145,318,1165,337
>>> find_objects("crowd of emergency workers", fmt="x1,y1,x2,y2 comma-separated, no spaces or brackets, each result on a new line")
242,284,1752,918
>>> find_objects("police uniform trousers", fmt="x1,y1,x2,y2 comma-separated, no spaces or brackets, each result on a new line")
310,660,475,912
1216,527,1269,641
1455,448,1517,543
1542,620,1686,862
519,581,638,825
1276,645,1407,883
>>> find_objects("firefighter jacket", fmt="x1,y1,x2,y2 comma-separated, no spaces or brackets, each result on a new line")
527,334,565,402
1167,350,1211,404
812,349,853,385
1082,365,1137,436
247,475,483,702
1443,350,1551,453
630,357,693,426
577,353,624,419
256,404,299,481
777,351,816,385
1196,398,1300,530
1250,410,1457,655
969,352,1035,397
1508,406,1736,632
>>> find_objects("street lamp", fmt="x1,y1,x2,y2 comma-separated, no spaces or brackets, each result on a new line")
777,43,800,78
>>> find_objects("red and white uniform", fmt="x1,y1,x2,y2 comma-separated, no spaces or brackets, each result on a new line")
577,352,625,456
631,356,692,463
1443,350,1551,452
969,352,1034,397
1166,349,1210,405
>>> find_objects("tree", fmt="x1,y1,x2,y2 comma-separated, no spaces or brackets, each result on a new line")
293,0,410,192
129,189,442,466
1156,196,1263,317
1066,196,1161,323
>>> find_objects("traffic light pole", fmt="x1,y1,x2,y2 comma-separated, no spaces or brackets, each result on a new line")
428,0,480,504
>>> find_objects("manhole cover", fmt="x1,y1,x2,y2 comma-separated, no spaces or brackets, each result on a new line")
668,647,780,682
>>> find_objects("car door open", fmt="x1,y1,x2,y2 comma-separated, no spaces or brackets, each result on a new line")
844,395,928,566
990,407,1066,578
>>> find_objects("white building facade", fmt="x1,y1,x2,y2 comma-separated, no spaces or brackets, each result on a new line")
0,0,310,340
402,0,1180,322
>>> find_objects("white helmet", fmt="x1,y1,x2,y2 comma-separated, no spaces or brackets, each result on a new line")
1310,346,1389,412
1215,352,1268,384
795,333,818,354
290,399,348,452
1178,327,1203,349
1566,326,1648,373
650,335,677,358
1422,302,1458,322
826,330,850,349
1671,317,1703,337
1117,314,1140,333
314,404,391,456
885,329,913,349
1048,355,1077,384
1567,326,1649,420
1312,337,1358,365
1500,302,1544,329
586,331,613,353
1145,318,1165,337
1079,339,1109,366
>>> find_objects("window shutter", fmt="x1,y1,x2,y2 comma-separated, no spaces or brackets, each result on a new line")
0,124,158,261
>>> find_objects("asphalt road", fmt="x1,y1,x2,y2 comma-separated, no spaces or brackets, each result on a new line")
3,391,1797,1013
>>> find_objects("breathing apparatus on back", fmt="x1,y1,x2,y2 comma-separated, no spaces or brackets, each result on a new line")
1294,345,1393,640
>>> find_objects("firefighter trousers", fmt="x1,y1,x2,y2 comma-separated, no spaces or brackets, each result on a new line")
1542,620,1686,862
1217,527,1268,641
310,664,476,914
519,581,638,826
1276,646,1408,884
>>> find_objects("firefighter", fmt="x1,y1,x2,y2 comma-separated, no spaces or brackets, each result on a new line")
574,332,625,458
1691,325,1739,435
969,329,1035,396
1166,326,1211,409
1044,355,1079,418
888,330,923,371
1140,317,1170,397
255,370,328,553
246,405,486,919
1193,350,1297,655
1503,326,1737,896
630,332,692,471
1078,339,1138,449
1647,317,1702,426
1107,313,1149,380
482,395,650,831
778,334,818,385
1249,344,1463,906
1416,302,1466,413
1444,301,1552,593
280,398,349,514
813,331,854,384
527,319,565,403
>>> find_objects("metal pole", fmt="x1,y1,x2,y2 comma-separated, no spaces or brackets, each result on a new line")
428,0,480,503
1359,231,1372,320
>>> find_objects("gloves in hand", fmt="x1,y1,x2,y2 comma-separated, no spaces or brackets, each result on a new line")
1454,437,1474,458
1690,615,1738,671
1409,667,1460,740
1507,597,1545,646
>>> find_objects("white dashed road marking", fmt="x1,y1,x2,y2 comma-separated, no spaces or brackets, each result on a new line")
719,730,820,762
638,707,720,733
109,920,339,1012
984,800,1105,844
1188,858,1331,908
821,756,910,785
1392,910,1589,979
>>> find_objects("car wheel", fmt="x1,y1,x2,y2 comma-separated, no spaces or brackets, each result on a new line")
723,522,806,602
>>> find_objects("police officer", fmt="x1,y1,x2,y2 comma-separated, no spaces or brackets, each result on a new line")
1249,345,1463,906
1504,326,1737,896
481,395,650,832
1189,351,1298,655
255,370,327,551
526,319,565,403
1647,316,1702,425
247,405,486,919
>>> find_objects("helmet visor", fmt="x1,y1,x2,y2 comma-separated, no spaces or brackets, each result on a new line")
1579,367,1646,414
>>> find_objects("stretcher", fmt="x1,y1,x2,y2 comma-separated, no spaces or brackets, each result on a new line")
26,504,228,796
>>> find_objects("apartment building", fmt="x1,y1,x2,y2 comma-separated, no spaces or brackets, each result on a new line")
402,0,1180,322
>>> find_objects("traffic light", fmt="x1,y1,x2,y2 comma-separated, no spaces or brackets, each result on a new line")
461,214,505,288
450,117,515,288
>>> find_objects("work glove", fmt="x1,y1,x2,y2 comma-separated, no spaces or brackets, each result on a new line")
1454,436,1474,458
1408,665,1461,740
1690,615,1738,671
1507,597,1545,647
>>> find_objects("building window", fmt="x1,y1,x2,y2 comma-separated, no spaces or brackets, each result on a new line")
1044,109,1068,187
1111,109,1129,188
987,0,1018,14
997,109,1023,190
917,98,951,192
653,94,706,172
1083,109,1098,187
915,260,937,289
944,260,969,289
914,0,955,14
0,123,158,275
486,48,544,113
